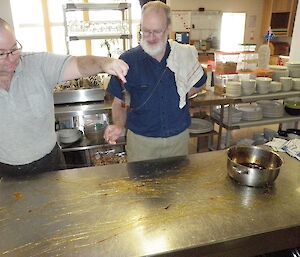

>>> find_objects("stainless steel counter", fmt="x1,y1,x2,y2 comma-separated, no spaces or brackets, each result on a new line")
0,150,299,257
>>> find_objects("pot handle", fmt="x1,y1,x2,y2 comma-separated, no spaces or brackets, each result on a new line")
232,165,249,175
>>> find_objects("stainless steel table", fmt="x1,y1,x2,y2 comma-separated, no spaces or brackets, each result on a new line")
0,150,299,257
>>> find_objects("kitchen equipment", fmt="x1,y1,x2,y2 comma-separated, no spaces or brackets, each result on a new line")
83,113,109,144
54,88,105,104
256,77,272,94
189,118,213,134
91,150,127,166
292,78,300,90
227,145,283,187
241,79,256,96
269,81,282,92
278,128,300,137
268,65,289,82
287,62,300,78
284,97,300,115
225,81,242,97
280,77,292,91
57,128,82,144
256,100,284,118
235,103,263,121
84,123,107,144
257,44,270,69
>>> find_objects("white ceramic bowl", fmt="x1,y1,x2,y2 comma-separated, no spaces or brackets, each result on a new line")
57,128,82,144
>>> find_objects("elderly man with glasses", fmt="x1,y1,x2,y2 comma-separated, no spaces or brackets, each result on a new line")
104,1,207,162
0,18,129,177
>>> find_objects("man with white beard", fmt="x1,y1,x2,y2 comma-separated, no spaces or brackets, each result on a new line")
104,1,206,162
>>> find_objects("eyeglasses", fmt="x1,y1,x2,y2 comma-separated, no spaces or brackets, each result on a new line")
140,28,166,38
0,40,22,60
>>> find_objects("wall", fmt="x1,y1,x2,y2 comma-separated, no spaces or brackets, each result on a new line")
168,0,264,47
0,0,14,29
289,0,300,62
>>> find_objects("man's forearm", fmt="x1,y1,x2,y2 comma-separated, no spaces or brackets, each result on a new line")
112,98,127,128
63,56,128,83
77,56,110,77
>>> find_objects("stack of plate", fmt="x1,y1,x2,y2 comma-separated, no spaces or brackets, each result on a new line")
256,100,284,118
212,106,242,124
235,103,263,121
57,128,82,144
189,118,213,134
225,81,241,97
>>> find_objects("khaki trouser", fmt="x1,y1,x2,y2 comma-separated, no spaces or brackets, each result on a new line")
126,129,189,162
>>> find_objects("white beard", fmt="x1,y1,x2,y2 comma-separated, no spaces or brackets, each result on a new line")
140,38,166,57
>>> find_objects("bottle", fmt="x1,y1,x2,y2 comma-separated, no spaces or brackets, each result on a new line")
257,44,270,69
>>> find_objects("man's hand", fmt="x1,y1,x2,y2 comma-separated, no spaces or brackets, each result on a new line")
102,58,129,84
104,125,125,145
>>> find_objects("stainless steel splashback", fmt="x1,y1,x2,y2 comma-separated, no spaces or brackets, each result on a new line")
54,88,105,104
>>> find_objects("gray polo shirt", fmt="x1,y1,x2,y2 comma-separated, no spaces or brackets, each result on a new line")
0,52,71,165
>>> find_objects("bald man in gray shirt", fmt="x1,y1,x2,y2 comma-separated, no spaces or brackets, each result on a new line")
0,18,129,176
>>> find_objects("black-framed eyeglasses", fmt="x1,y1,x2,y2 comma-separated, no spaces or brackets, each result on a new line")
0,40,22,60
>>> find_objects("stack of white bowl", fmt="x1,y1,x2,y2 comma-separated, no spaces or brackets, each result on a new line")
280,77,293,91
256,77,272,94
287,62,300,78
235,103,263,121
241,79,256,96
292,78,300,90
256,100,284,118
225,81,242,97
269,65,289,81
269,81,282,92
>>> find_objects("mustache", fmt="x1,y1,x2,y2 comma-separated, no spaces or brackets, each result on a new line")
140,39,166,56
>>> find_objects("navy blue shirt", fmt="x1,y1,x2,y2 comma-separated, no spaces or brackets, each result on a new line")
107,42,207,138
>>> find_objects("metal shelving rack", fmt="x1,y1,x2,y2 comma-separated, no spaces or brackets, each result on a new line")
211,90,300,148
63,2,132,54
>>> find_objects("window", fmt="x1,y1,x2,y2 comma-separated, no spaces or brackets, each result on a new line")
10,0,46,52
220,12,246,52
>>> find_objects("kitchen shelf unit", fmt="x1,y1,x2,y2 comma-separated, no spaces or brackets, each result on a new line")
261,0,298,37
211,90,300,148
63,2,132,54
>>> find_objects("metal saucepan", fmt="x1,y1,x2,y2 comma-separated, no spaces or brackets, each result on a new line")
227,145,283,187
